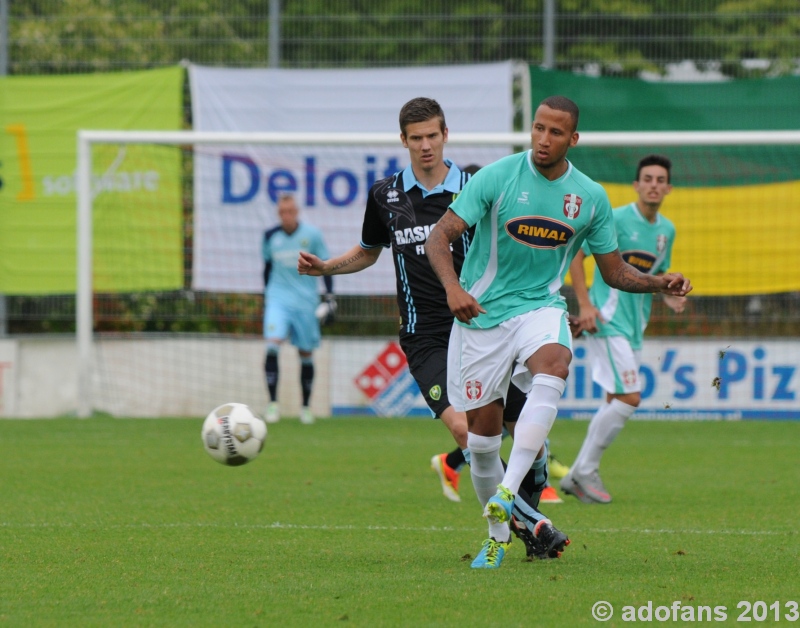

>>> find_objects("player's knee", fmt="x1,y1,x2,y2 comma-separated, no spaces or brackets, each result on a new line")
615,392,641,407
531,373,567,397
467,432,502,454
266,341,281,356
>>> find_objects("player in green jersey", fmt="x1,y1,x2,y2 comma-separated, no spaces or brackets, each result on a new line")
426,96,692,569
561,154,687,504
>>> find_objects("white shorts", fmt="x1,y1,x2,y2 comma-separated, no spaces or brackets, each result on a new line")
585,335,642,395
447,307,572,412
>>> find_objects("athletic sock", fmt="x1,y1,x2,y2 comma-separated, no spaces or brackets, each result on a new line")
265,349,279,401
467,433,504,507
574,398,637,476
502,374,566,495
517,444,547,499
513,486,548,529
445,448,466,472
300,357,314,407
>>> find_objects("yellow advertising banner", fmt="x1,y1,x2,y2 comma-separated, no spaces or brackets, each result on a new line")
573,181,800,296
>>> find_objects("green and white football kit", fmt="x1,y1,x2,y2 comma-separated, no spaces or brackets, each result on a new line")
584,202,677,395
445,151,617,411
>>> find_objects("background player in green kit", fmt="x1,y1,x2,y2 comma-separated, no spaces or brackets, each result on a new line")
427,97,693,569
561,154,687,504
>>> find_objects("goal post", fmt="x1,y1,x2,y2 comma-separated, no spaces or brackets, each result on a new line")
75,129,800,419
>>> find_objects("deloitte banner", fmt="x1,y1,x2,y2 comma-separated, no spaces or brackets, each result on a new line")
189,63,514,294
0,67,184,295
332,338,799,420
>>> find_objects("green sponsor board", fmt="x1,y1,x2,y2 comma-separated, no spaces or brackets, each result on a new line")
0,67,183,294
528,68,800,187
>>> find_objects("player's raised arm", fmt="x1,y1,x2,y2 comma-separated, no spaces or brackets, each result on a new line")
594,249,692,297
426,209,485,324
298,244,381,277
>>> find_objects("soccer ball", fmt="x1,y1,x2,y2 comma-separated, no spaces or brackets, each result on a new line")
201,403,267,466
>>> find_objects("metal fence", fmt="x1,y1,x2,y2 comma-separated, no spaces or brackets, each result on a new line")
4,1,800,77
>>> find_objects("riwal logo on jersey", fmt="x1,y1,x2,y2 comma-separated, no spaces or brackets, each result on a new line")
622,249,657,273
505,216,574,249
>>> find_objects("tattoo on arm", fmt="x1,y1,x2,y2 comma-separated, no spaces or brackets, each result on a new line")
435,211,469,244
330,250,365,272
427,211,468,288
598,250,662,293
606,263,659,293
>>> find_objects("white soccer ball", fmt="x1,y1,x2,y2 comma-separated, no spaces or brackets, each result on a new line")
201,403,267,466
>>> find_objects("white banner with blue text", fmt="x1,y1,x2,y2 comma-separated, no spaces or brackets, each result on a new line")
189,63,515,294
332,338,799,420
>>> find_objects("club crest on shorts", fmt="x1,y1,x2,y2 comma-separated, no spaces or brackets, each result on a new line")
563,194,582,219
622,370,638,386
429,385,442,401
465,380,482,401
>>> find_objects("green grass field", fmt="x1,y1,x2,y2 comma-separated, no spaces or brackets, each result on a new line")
1,417,798,627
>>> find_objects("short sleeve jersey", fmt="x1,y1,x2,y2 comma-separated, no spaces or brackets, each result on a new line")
582,202,677,349
360,161,472,336
263,222,329,311
449,151,617,329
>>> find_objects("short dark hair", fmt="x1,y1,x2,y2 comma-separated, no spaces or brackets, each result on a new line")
636,154,672,183
399,97,446,136
539,95,580,131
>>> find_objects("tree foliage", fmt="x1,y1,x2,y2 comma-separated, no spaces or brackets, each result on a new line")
7,0,800,77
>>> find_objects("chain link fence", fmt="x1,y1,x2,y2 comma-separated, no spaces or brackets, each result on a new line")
5,1,800,77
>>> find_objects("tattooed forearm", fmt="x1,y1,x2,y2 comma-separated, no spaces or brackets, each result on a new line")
606,263,661,293
427,211,469,288
329,250,366,272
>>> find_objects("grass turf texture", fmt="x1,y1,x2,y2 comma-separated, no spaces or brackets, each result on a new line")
1,417,797,627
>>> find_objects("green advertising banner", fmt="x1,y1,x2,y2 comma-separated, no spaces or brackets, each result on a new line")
0,67,183,294
529,68,800,296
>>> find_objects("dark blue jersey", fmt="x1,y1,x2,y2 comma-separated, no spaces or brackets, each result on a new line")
360,161,473,336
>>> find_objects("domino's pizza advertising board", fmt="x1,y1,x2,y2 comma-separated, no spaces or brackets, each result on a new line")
331,338,799,420
351,341,422,417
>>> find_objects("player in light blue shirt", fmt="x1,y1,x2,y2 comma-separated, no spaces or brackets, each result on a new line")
562,155,687,504
427,96,692,568
263,194,333,425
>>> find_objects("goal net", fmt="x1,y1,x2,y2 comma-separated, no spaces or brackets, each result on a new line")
76,130,800,419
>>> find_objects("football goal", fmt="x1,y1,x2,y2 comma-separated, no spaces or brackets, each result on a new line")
75,129,800,418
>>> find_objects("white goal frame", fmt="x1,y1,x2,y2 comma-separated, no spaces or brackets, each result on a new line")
76,129,800,417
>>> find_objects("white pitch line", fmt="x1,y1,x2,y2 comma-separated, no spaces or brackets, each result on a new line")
0,522,795,536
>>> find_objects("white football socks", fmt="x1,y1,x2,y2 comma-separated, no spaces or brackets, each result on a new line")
467,432,508,541
573,398,637,476
502,374,566,495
